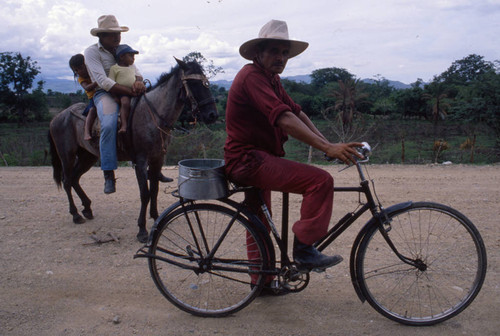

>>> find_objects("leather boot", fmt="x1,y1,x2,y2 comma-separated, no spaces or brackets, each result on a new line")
103,170,116,194
293,237,343,272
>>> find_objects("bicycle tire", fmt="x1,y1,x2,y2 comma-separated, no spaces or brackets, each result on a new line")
356,202,487,326
148,203,268,317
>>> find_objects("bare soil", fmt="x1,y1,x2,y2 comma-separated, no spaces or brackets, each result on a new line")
1,164,499,336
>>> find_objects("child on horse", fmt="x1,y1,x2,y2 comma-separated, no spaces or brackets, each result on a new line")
69,54,97,141
108,44,140,134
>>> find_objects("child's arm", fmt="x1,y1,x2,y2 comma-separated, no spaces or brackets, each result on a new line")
79,78,97,92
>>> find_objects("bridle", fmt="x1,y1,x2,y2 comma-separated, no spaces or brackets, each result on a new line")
180,70,216,120
140,68,215,153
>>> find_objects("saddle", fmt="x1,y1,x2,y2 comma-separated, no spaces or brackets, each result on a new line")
71,107,132,160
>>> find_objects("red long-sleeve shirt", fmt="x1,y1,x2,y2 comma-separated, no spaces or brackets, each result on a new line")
224,62,302,175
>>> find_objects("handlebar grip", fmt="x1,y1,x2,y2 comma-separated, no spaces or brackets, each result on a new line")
324,142,372,163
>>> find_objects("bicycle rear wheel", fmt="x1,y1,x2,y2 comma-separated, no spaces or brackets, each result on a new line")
356,202,487,325
148,203,268,317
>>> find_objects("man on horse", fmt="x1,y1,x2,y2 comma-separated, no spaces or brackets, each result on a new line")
84,15,146,194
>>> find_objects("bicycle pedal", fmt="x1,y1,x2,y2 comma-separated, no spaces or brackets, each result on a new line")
311,267,327,273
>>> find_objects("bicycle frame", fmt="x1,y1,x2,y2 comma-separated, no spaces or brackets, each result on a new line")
263,162,381,262
140,160,418,301
135,149,487,323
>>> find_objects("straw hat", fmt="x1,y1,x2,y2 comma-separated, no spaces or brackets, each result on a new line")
90,15,129,36
239,20,309,60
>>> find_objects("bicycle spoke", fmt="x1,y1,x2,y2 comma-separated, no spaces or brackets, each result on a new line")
148,203,267,317
357,202,486,325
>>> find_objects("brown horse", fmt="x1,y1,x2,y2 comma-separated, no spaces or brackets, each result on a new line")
49,58,218,242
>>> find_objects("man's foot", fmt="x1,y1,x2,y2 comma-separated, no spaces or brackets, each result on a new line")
293,237,343,272
118,127,126,134
84,133,92,141
103,170,116,194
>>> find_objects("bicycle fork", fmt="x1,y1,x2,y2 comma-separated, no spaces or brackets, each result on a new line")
375,208,428,271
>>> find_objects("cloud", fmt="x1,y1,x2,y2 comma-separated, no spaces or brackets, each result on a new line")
134,31,239,81
40,2,93,56
1,0,499,85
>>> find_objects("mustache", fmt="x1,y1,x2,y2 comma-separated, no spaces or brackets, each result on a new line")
273,62,284,67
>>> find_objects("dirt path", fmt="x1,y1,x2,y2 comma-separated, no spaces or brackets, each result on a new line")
1,165,499,335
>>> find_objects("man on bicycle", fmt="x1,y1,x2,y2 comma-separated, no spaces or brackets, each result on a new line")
224,20,363,291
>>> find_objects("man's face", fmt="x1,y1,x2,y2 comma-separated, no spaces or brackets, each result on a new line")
99,32,121,52
256,41,290,74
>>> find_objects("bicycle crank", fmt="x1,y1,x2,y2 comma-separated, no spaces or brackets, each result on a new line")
278,265,310,292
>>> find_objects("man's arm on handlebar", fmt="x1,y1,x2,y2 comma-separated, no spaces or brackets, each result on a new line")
277,111,363,165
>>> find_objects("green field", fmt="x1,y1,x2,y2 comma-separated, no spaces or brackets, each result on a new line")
0,118,498,167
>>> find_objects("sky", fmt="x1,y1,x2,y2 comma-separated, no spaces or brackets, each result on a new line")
1,0,499,86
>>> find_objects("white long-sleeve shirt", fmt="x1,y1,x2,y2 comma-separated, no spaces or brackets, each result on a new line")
84,41,141,92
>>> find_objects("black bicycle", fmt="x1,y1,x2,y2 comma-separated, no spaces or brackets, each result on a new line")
134,143,487,326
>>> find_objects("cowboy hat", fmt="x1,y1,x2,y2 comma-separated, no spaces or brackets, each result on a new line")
90,15,129,36
239,20,309,60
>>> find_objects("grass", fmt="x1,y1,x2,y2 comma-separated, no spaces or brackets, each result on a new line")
0,119,498,167
0,122,51,166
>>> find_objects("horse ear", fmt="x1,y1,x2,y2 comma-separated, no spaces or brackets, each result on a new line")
174,57,187,69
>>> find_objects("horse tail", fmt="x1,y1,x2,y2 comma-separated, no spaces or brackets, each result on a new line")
48,130,62,189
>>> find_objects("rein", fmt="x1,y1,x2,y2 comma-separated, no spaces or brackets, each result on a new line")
141,69,214,153
180,70,215,121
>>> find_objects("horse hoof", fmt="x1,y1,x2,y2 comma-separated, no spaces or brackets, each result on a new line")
82,209,94,220
73,215,86,224
159,175,173,183
137,230,149,243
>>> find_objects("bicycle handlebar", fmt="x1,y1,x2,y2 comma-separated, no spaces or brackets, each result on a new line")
324,142,372,164
357,142,372,159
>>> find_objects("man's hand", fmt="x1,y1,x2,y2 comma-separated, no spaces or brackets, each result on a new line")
324,142,364,165
132,80,146,95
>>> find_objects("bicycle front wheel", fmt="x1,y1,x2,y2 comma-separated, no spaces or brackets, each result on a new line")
356,202,487,326
148,203,268,317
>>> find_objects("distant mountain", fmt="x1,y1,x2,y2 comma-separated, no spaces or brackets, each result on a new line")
361,78,411,90
38,77,81,93
39,75,412,93
211,79,232,90
284,75,312,83
214,75,411,90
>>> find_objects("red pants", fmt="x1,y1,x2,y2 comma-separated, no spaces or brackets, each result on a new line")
226,150,334,283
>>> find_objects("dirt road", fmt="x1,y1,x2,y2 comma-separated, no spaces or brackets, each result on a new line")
1,164,499,335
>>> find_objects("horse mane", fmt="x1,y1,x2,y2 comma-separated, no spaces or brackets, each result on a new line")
148,61,204,92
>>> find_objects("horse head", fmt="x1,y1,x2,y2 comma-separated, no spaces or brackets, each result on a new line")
175,58,218,125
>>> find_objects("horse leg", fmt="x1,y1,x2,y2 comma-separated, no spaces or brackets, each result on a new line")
72,150,98,220
61,167,85,224
134,159,150,243
147,161,162,220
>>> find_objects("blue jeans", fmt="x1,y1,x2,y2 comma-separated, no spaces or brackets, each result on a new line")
94,91,118,171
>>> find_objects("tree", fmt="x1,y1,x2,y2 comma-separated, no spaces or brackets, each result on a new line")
310,67,353,88
393,85,427,119
282,78,318,116
436,54,495,85
182,51,224,79
322,78,372,142
0,52,44,124
330,78,367,128
364,75,394,116
423,82,450,126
